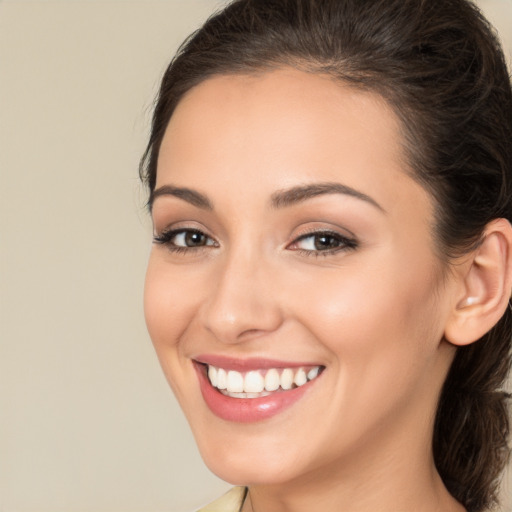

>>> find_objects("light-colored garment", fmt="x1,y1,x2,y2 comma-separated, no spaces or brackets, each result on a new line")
197,487,247,512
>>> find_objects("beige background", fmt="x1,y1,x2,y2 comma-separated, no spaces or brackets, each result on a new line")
1,1,511,511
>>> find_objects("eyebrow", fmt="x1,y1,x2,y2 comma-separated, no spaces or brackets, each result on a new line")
150,181,384,213
150,185,213,211
271,182,385,212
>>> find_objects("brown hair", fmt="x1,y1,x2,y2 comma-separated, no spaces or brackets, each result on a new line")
140,1,512,510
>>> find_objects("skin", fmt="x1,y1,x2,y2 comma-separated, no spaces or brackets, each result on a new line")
144,68,467,512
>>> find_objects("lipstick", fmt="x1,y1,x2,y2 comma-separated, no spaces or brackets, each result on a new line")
193,356,323,423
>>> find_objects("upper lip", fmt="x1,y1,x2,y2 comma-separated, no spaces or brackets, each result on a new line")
194,354,323,372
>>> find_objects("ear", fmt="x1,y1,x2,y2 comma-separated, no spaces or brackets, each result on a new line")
444,218,512,346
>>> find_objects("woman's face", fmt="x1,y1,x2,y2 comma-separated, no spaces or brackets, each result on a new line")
144,68,458,486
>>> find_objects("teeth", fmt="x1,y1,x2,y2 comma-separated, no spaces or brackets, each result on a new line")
307,367,319,380
227,370,244,393
220,391,272,398
217,368,227,390
244,371,265,393
294,368,307,387
280,368,293,390
208,366,217,387
264,368,280,391
206,364,322,398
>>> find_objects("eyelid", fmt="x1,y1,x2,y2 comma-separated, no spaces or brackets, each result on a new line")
152,224,357,257
287,228,358,255
290,224,357,242
153,219,215,240
153,226,219,251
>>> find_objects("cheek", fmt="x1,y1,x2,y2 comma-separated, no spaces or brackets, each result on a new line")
143,255,205,396
290,253,445,376
144,256,208,403
144,255,199,345
289,259,447,444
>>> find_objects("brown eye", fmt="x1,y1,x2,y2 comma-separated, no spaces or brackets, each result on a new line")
183,231,208,247
290,231,358,254
153,228,217,250
312,234,342,250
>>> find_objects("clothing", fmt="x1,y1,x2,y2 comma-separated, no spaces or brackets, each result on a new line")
197,487,247,512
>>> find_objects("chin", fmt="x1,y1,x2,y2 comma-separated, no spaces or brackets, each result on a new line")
193,426,309,486
204,453,301,487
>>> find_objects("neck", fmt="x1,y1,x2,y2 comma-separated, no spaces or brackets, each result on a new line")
241,412,466,512
244,470,465,512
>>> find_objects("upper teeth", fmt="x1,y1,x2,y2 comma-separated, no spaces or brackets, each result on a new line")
207,365,321,396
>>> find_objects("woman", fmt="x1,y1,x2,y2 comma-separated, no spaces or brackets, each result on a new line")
140,0,512,511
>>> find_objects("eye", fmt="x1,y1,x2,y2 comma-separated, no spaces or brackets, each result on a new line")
153,228,217,252
289,231,357,255
172,230,212,247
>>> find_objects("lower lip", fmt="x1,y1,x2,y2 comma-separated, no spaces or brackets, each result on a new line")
195,363,318,423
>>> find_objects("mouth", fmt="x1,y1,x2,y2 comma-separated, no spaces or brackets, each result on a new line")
193,357,325,422
206,364,322,398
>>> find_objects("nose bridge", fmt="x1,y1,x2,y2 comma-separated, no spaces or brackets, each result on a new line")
201,241,282,343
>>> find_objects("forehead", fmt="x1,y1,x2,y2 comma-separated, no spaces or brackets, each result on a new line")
156,67,430,218
161,68,402,162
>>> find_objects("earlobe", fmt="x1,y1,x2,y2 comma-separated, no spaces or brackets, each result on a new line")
444,218,512,346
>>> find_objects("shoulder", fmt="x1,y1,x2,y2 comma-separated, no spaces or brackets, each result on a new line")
196,487,247,512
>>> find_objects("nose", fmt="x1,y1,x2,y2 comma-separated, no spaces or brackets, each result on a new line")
199,250,284,344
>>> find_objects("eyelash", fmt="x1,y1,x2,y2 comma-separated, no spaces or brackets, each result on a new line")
291,230,358,257
153,228,358,256
153,228,217,254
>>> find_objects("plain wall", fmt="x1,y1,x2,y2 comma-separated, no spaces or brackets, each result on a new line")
1,1,511,511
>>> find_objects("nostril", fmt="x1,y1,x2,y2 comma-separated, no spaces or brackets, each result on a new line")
237,328,268,340
199,260,285,344
200,296,284,344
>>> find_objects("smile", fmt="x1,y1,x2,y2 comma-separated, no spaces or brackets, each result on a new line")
194,357,325,422
207,365,322,398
